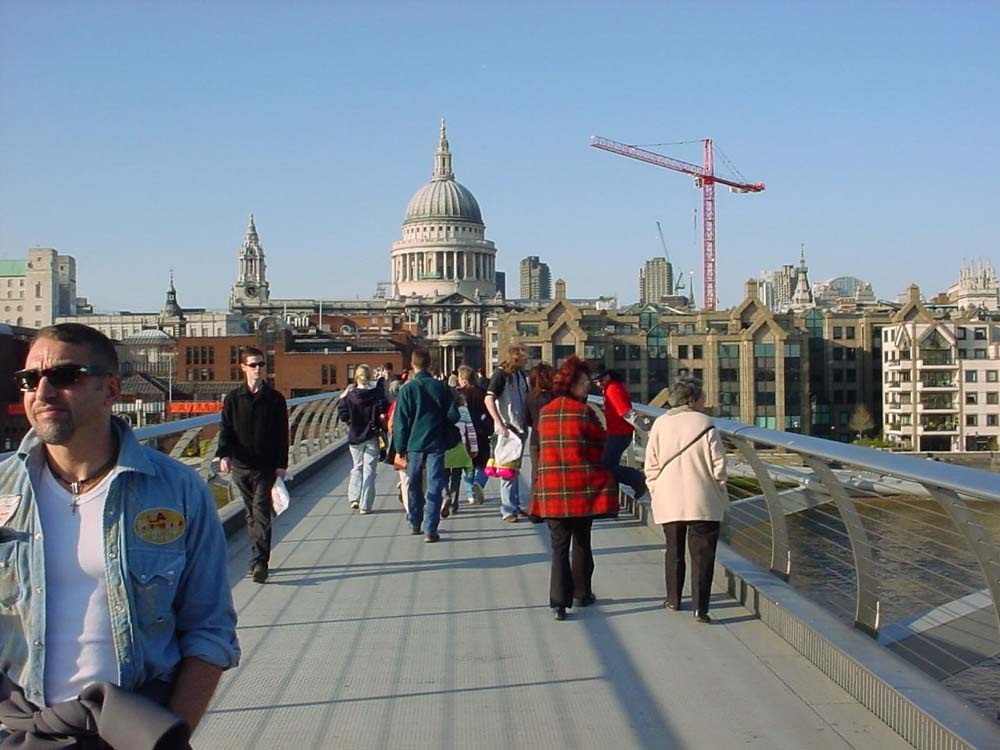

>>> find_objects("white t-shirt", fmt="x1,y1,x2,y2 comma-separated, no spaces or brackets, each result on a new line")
36,463,118,704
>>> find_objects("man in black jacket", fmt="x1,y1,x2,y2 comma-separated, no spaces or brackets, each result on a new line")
217,346,288,583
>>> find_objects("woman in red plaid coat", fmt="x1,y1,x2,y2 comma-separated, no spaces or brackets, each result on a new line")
530,356,619,621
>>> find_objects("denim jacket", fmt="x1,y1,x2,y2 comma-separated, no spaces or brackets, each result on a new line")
0,418,240,707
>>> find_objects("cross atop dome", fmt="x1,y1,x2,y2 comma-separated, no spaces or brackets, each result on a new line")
433,118,454,181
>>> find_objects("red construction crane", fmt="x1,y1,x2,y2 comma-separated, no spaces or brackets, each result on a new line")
590,136,765,311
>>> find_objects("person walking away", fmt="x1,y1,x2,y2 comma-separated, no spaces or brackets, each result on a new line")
384,379,409,510
644,376,728,624
457,365,492,504
594,369,647,498
530,356,619,621
524,363,555,516
217,346,289,584
0,323,239,744
442,391,478,517
337,364,388,514
392,348,460,543
485,345,530,521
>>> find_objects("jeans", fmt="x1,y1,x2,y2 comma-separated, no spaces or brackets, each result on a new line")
405,450,446,535
348,439,380,511
603,433,647,496
231,465,277,567
462,466,488,499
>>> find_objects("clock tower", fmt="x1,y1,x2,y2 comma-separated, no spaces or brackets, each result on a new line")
229,213,270,310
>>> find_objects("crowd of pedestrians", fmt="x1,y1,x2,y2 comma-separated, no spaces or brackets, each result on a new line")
0,323,729,746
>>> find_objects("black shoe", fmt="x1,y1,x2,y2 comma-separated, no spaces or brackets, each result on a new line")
252,562,268,584
424,533,440,543
663,601,681,611
552,606,567,621
410,525,422,535
573,594,597,607
441,505,450,519
694,612,712,624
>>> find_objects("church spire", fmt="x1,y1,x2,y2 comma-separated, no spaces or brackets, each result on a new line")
244,213,259,245
432,118,454,181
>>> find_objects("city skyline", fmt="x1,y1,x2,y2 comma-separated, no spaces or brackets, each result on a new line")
1,3,998,312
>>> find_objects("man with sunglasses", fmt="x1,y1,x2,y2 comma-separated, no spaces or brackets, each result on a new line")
216,346,288,584
0,323,239,745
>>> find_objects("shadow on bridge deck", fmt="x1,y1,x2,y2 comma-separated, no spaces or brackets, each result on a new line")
196,452,912,750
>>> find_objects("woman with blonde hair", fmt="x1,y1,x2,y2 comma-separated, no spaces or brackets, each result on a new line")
337,364,388,514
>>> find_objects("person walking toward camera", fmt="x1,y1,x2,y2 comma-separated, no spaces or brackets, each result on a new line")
217,346,288,584
485,345,530,521
392,348,459,542
644,376,728,624
0,324,239,745
337,364,388,515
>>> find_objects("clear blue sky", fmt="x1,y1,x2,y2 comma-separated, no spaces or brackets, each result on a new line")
1,1,997,312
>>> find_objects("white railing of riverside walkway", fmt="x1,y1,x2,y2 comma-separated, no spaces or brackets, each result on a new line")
132,390,344,484
590,395,1000,709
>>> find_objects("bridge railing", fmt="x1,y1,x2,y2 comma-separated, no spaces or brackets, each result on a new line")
131,390,345,501
590,395,1000,715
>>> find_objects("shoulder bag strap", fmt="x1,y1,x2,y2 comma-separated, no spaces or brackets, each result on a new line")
651,426,715,484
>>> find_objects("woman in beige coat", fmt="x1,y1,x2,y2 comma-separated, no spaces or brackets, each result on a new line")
644,376,728,623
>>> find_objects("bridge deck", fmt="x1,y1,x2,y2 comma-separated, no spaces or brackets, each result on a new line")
196,452,912,749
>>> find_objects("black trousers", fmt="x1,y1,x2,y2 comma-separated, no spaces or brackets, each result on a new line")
232,465,277,566
547,518,594,608
662,521,721,615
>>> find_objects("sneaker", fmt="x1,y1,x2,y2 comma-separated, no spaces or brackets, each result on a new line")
350,501,360,510
410,525,422,535
441,505,450,519
472,483,485,504
359,508,371,515
424,533,440,543
252,562,268,584
466,496,476,505
502,514,518,523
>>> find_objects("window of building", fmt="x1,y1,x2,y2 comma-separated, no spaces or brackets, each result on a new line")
966,393,978,405
833,369,843,383
628,345,642,361
691,345,703,360
846,369,857,383
975,349,988,359
839,411,850,426
988,414,998,427
833,326,843,339
677,345,688,359
554,344,575,363
628,368,642,384
986,370,998,382
846,326,856,340
966,415,978,427
974,327,987,340
965,371,978,383
846,348,857,361
833,390,844,404
833,347,844,361
957,327,967,340
987,392,999,405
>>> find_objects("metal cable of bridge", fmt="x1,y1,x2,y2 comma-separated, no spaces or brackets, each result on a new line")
591,394,1000,719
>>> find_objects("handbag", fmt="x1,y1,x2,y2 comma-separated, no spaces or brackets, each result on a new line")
415,379,463,450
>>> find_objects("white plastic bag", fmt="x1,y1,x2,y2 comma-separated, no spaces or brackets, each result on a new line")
493,430,523,465
271,477,291,516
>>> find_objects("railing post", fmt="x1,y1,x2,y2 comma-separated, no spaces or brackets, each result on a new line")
287,402,310,465
802,456,881,636
924,485,1000,640
168,427,204,460
730,435,791,579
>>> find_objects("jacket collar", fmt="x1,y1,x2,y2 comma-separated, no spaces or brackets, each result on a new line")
16,415,156,476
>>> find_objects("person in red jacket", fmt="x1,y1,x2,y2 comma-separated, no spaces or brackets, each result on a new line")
594,369,647,498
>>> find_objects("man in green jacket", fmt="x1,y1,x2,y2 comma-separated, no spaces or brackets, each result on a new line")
392,348,459,542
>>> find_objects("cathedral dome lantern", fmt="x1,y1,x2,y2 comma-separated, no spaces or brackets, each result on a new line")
391,120,498,299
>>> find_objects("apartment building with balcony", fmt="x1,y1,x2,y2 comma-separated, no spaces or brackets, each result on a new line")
882,285,1000,451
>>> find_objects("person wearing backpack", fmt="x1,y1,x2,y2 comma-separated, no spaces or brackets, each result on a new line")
392,348,460,542
337,364,388,515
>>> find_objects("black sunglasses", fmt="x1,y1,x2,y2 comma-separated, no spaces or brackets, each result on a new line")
244,361,266,368
14,364,114,392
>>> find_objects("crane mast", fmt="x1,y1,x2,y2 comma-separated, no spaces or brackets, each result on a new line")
591,136,764,311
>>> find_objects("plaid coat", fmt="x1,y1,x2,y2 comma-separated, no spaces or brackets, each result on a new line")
529,396,619,519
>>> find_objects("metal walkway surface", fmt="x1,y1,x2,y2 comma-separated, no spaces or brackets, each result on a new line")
196,452,913,750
